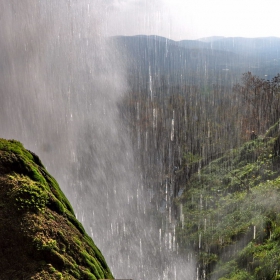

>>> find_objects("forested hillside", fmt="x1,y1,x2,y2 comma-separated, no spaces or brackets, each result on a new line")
177,123,280,279
121,72,280,206
120,70,280,279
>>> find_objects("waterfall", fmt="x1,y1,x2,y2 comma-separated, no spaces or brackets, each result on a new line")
0,1,194,279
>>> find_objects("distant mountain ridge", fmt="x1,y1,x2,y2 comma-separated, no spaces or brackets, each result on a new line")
198,36,225,42
110,35,280,88
128,35,280,54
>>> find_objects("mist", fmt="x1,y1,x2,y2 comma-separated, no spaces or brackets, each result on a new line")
104,0,280,40
0,1,195,279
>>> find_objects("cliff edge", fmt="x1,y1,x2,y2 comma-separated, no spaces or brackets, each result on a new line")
0,138,113,280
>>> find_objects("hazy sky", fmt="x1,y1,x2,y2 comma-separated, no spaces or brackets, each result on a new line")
102,0,280,40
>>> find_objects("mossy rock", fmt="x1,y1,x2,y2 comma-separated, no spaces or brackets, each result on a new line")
0,138,114,279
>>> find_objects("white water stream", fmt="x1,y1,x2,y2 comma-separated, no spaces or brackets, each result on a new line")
0,1,194,279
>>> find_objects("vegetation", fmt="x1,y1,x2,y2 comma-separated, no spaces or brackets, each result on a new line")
176,125,280,279
120,70,280,279
2,67,280,279
233,72,280,136
0,138,113,279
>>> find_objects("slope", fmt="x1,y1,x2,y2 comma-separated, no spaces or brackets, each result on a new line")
177,123,280,279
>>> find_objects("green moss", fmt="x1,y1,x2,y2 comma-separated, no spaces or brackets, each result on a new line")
54,271,63,279
69,269,80,278
8,174,48,212
0,138,74,216
49,265,57,273
48,195,67,215
74,237,82,246
33,237,57,251
66,212,86,235
42,172,74,215
83,270,97,280
0,139,33,161
0,138,114,279
81,251,104,279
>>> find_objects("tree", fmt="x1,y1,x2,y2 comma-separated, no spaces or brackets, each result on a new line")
233,72,280,137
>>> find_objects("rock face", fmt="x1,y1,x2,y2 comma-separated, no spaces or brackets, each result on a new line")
0,138,113,279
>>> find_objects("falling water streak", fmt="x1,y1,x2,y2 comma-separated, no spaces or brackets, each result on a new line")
149,64,153,100
0,1,196,279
